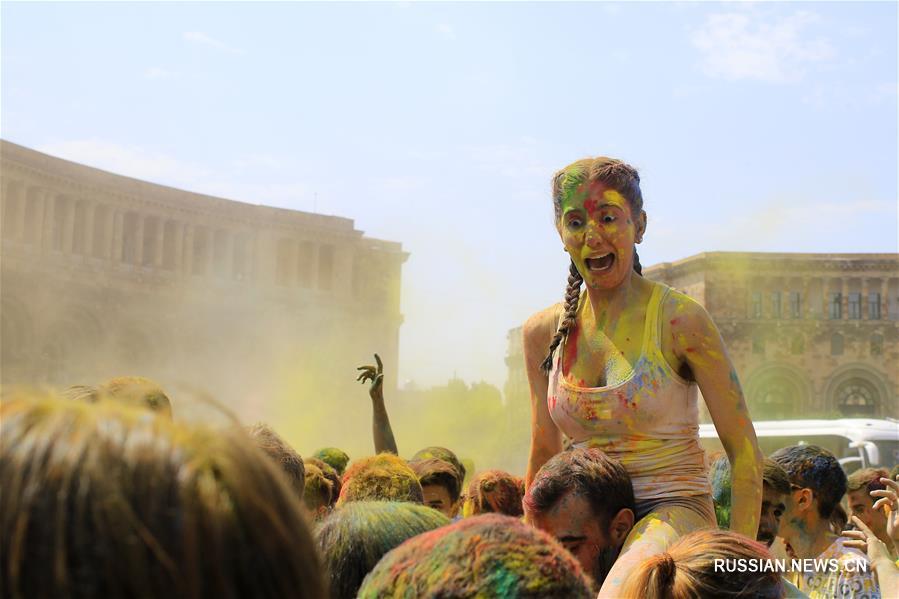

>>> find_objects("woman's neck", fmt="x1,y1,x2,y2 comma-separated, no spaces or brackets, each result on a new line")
582,271,645,331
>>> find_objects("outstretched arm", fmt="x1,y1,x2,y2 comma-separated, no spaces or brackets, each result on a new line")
523,308,563,490
357,354,398,455
669,294,762,539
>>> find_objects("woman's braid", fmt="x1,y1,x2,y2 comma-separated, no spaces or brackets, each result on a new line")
541,260,583,373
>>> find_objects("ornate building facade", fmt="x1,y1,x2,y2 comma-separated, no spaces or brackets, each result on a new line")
0,140,407,421
505,252,899,422
646,252,898,420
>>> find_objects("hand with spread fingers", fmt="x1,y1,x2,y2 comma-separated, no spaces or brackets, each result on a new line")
356,354,384,401
843,514,899,594
356,353,397,455
871,476,899,548
843,515,894,566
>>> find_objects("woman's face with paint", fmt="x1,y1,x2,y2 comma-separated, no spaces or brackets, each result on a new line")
557,180,645,290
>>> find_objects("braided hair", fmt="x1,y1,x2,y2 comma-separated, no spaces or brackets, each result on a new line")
540,260,583,373
542,157,644,373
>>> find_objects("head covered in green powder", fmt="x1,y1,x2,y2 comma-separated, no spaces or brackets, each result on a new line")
708,453,733,529
356,513,593,598
411,446,466,484
338,453,424,506
314,447,351,476
316,501,449,599
461,470,524,518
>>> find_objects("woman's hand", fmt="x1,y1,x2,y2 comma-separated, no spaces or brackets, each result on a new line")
356,354,384,401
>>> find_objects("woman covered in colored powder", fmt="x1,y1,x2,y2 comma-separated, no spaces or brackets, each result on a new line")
523,157,763,597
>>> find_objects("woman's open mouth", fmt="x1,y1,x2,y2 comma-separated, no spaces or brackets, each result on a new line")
585,253,615,272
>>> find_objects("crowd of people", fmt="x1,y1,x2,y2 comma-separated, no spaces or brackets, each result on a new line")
3,157,898,598
2,372,897,598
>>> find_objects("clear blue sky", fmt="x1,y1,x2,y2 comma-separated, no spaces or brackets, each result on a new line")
3,1,896,389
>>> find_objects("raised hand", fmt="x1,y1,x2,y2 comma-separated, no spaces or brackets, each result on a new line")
356,354,384,399
871,476,899,547
843,515,899,590
356,353,397,455
843,516,890,561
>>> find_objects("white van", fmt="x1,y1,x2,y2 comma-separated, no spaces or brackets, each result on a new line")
698,419,899,474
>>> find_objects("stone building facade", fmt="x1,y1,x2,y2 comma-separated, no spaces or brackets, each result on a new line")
0,140,407,419
647,252,898,420
504,252,899,422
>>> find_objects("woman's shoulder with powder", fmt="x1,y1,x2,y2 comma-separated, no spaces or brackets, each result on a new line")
522,303,564,350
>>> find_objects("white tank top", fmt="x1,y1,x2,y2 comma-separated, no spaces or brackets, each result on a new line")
548,283,711,502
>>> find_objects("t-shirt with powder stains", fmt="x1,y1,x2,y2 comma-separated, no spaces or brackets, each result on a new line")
791,537,880,599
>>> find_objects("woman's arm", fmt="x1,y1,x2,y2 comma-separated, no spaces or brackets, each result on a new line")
667,292,763,539
523,307,564,490
357,354,398,455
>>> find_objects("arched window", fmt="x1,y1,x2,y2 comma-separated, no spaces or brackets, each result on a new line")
753,377,798,419
830,333,844,356
836,378,879,417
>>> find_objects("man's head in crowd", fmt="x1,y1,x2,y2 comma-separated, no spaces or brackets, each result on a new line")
758,458,791,547
356,514,593,598
246,422,305,497
621,530,783,599
409,458,462,517
99,376,173,418
307,457,342,506
0,396,323,599
461,469,524,518
314,447,350,476
303,461,335,521
847,467,892,547
338,453,424,506
411,446,467,485
770,444,847,559
316,501,449,599
523,448,635,590
709,454,790,548
709,453,732,528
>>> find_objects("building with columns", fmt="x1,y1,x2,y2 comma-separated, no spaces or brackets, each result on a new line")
504,252,899,422
0,140,407,424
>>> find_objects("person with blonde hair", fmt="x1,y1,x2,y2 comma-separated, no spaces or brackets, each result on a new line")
621,529,784,599
460,469,524,517
338,453,423,505
0,396,324,599
524,157,762,596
